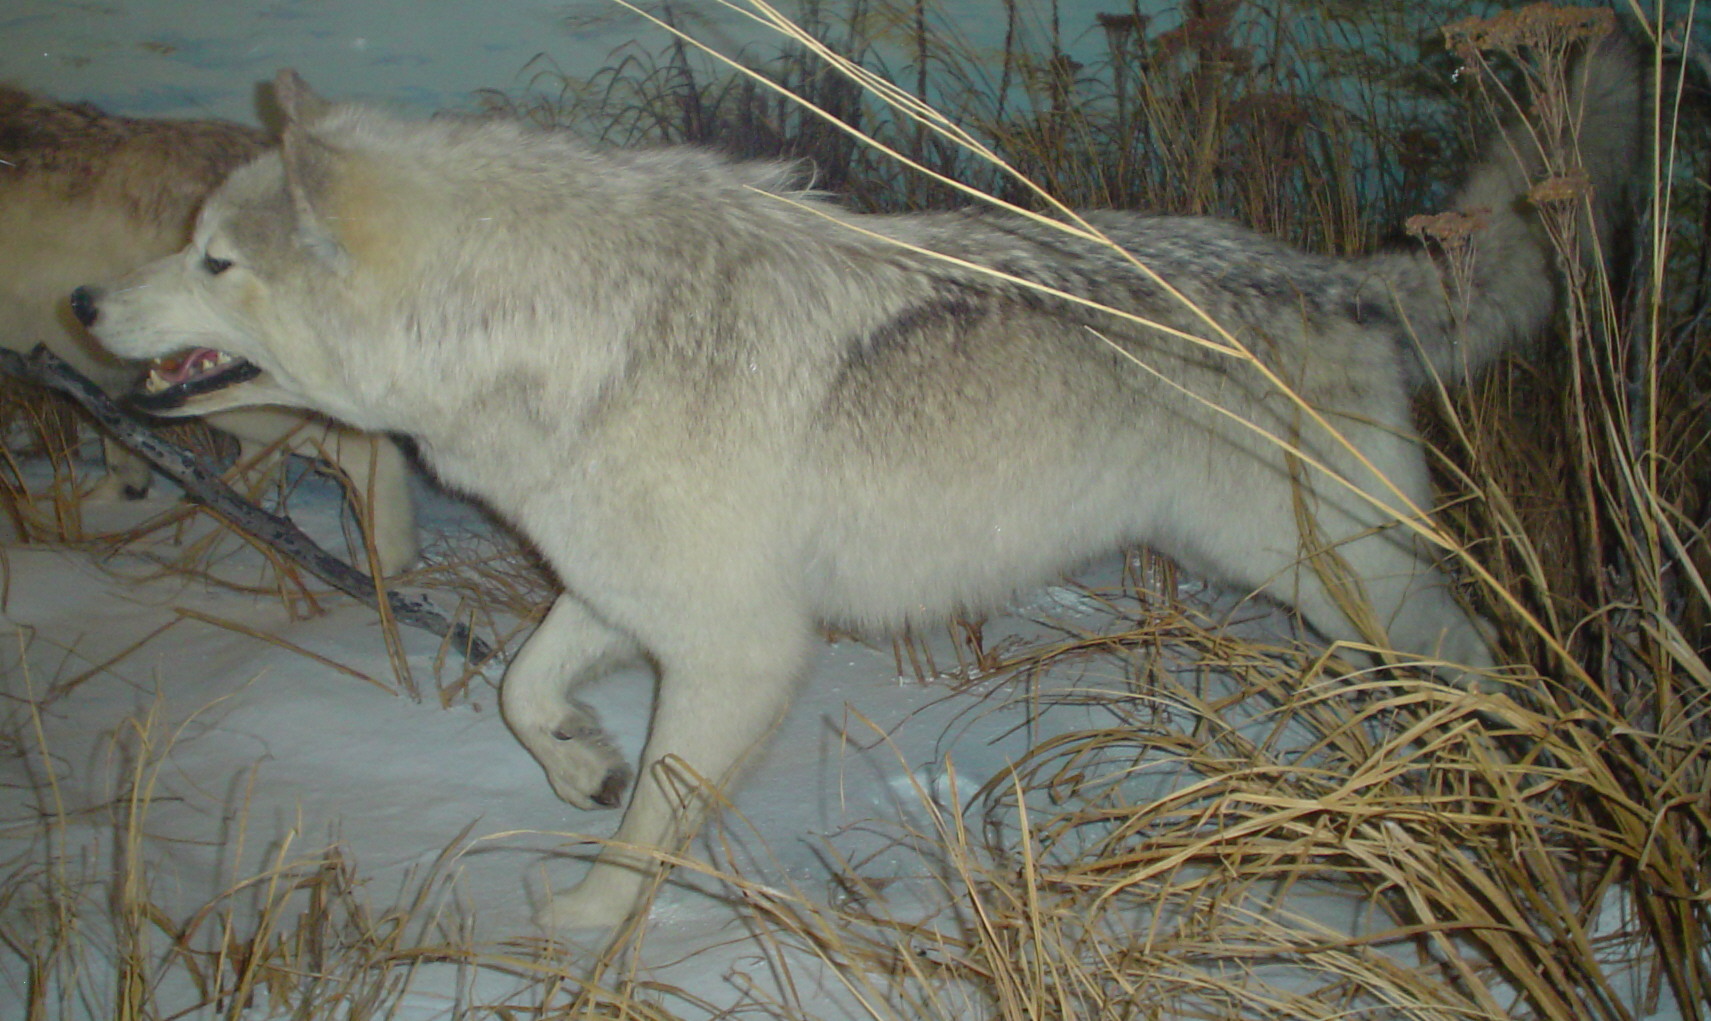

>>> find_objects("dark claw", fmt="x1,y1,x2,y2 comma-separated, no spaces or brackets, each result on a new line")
69,286,100,328
592,768,630,808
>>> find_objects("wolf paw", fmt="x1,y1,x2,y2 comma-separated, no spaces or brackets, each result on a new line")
535,702,631,809
535,878,645,931
84,473,151,502
366,510,420,577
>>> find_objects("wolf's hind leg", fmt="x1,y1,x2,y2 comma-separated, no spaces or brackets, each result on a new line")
1175,441,1494,673
502,594,642,809
1296,433,1498,674
1300,524,1496,673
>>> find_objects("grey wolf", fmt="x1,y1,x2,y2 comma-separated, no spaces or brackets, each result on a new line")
74,38,1640,930
0,85,418,574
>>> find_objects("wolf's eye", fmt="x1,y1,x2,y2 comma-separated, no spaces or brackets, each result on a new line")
202,253,234,276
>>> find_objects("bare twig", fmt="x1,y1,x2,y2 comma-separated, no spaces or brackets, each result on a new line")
0,343,497,671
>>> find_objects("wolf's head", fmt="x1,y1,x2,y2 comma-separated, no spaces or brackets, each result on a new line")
73,70,422,431
77,68,843,443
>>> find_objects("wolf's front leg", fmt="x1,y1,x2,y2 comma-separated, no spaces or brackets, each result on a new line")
535,617,814,930
502,594,642,808
313,423,419,576
87,439,156,501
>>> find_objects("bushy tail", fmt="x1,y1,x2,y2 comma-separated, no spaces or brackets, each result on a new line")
1380,20,1644,391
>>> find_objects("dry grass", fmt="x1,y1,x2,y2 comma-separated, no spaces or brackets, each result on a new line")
2,0,1707,1018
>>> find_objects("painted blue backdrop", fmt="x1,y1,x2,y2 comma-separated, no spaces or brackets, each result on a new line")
0,0,1123,123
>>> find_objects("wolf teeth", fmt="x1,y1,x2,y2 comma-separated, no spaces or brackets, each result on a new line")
145,349,234,392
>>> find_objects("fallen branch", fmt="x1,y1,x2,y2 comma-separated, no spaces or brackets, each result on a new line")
1,343,497,671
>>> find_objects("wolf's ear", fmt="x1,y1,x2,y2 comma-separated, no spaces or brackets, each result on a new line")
280,125,349,269
272,69,346,266
273,69,332,126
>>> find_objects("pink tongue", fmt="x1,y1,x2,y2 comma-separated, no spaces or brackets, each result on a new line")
153,348,225,384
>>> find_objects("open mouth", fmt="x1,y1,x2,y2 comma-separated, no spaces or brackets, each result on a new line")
131,348,262,412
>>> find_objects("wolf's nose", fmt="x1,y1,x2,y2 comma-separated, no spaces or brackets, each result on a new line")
69,286,100,328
